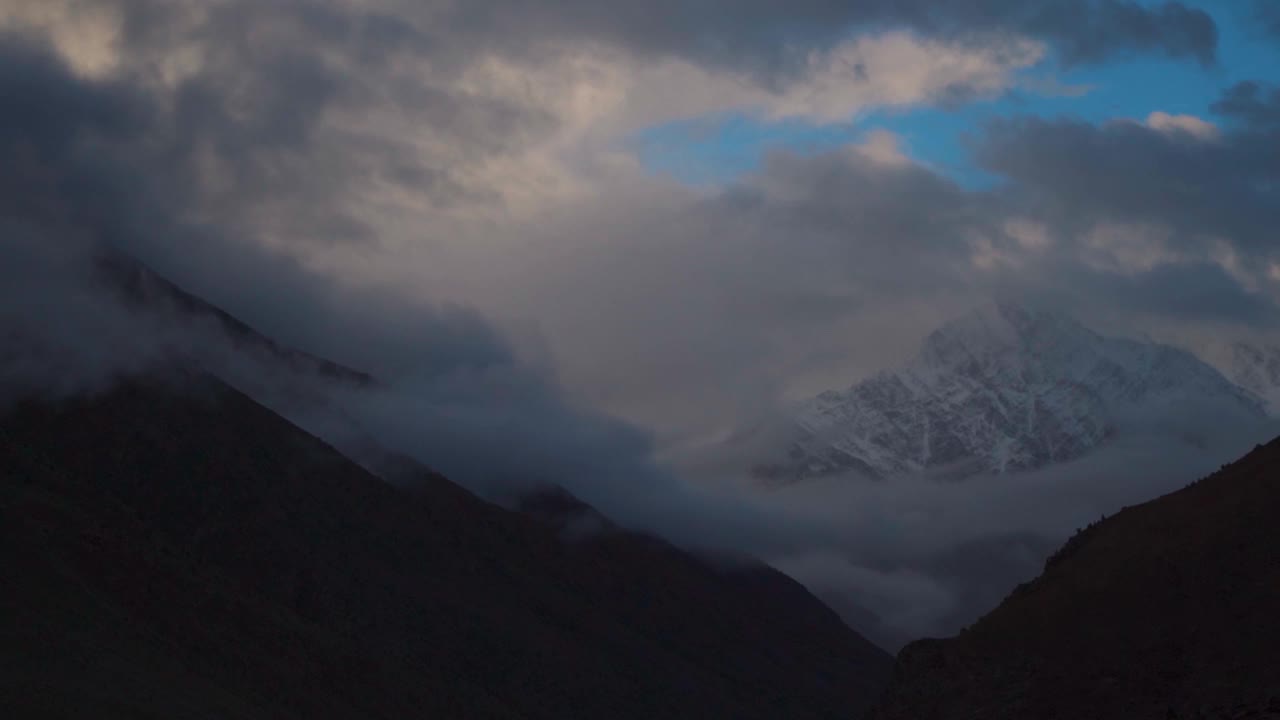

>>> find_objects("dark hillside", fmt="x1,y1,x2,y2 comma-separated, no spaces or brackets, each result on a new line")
871,437,1280,719
1,373,890,719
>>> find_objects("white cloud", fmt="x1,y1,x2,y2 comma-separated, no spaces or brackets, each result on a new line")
970,234,1018,271
969,219,1053,272
851,129,913,166
1005,218,1052,252
0,0,123,77
765,32,1044,122
1144,111,1220,141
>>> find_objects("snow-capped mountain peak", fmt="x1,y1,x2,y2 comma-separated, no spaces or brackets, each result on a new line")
915,301,1098,378
753,302,1265,482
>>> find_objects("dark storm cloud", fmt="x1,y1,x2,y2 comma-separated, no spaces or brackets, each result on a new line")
915,95,1280,329
977,98,1280,258
0,30,511,386
0,1,576,383
723,146,977,258
1254,0,1280,40
61,0,1216,108
1014,0,1217,64
454,0,1217,81
0,34,144,146
55,0,559,258
0,27,513,381
1212,81,1280,129
0,36,155,240
1072,263,1280,326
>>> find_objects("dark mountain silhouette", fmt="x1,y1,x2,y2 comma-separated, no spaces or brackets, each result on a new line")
0,367,891,719
870,436,1280,719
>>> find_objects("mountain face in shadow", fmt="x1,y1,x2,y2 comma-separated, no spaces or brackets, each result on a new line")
870,437,1280,719
0,370,891,719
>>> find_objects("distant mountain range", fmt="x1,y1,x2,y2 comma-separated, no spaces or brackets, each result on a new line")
746,301,1274,482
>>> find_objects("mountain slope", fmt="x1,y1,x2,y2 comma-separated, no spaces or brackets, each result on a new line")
0,371,891,719
95,251,374,387
754,301,1263,481
870,436,1280,719
1212,342,1280,416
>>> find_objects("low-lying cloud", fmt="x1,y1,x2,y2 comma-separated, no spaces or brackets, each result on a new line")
787,404,1276,638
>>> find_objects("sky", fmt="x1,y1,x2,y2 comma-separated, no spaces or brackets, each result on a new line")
4,0,1278,438
637,0,1280,187
2,0,1280,646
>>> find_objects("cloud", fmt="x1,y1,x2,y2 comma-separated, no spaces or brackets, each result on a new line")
451,0,1218,76
1145,111,1220,141
755,398,1278,647
1255,0,1280,40
977,102,1280,267
0,32,507,389
444,132,990,439
1212,81,1280,129
0,0,1219,228
758,32,1045,123
1017,0,1217,65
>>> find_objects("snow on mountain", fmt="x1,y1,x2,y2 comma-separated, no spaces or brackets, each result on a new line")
751,301,1266,482
1206,342,1280,416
